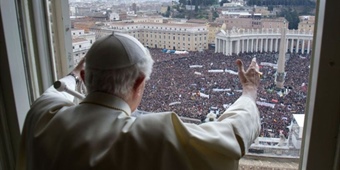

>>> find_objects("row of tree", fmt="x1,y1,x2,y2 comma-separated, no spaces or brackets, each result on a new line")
173,0,313,30
278,8,300,29
246,0,315,6
178,0,218,7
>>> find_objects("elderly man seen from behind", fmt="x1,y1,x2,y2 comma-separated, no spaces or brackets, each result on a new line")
17,32,261,170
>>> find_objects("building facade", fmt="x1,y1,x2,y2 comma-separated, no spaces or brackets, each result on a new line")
215,28,313,55
216,16,288,30
71,29,95,64
262,17,287,29
90,22,208,51
254,6,271,16
131,16,163,23
298,15,315,33
207,22,222,45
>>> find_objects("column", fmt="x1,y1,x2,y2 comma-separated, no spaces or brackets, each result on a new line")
226,40,229,55
255,38,258,52
302,39,305,54
260,39,263,53
237,39,240,54
221,39,223,53
222,40,226,54
220,39,222,53
226,40,229,54
251,39,254,52
215,38,218,53
275,38,279,52
251,38,255,52
219,39,222,53
269,38,273,52
247,38,250,52
224,40,227,55
307,40,311,54
296,39,300,53
253,39,255,52
285,39,289,53
290,39,294,53
242,39,245,53
229,40,232,55
264,38,268,52
276,26,287,89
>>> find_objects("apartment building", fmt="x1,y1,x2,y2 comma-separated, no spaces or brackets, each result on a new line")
216,15,288,30
71,29,95,63
72,20,96,32
207,22,222,45
298,15,315,33
254,6,271,16
262,17,288,29
131,16,164,23
90,22,208,51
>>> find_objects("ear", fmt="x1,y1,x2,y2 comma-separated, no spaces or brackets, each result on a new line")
80,70,85,82
133,75,146,95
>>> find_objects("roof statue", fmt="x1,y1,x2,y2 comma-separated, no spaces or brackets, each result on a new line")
221,23,226,31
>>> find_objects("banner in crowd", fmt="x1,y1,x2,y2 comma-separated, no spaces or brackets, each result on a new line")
260,62,277,68
256,101,276,108
189,65,203,68
199,92,210,98
225,69,238,75
299,55,307,59
174,50,189,54
194,71,202,75
169,101,181,106
213,88,231,92
208,70,224,73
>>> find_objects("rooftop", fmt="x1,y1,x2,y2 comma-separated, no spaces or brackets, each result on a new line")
72,38,88,43
106,22,207,28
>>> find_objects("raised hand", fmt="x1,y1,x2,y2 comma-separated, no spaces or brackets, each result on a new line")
70,57,85,79
236,58,262,100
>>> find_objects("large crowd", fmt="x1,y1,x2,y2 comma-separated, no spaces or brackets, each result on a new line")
138,48,311,138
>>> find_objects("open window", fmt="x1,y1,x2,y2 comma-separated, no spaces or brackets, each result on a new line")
0,0,339,169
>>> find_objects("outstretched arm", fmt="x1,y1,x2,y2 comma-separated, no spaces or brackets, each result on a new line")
42,58,86,102
217,58,261,154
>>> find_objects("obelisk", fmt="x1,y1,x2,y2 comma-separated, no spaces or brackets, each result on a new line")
276,24,287,89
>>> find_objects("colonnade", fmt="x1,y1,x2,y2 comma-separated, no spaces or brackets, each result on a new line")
215,28,313,55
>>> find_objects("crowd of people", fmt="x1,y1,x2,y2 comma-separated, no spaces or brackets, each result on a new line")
138,48,311,138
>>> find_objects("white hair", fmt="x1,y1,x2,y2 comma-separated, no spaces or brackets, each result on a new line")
85,48,154,99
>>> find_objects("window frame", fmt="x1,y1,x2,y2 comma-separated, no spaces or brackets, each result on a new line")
0,0,339,170
299,1,340,169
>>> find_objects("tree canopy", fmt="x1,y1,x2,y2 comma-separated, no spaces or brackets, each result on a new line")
279,8,300,29
219,0,230,7
245,0,315,6
179,0,218,6
162,6,171,17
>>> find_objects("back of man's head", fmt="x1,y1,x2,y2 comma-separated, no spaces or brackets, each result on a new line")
84,32,154,99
